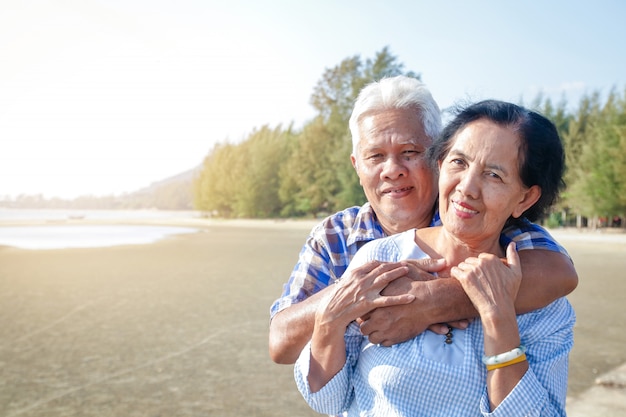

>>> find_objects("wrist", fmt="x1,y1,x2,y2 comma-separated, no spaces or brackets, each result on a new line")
312,318,345,347
481,313,521,356
482,345,527,371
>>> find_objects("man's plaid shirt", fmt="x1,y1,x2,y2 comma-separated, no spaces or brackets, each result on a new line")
270,202,567,319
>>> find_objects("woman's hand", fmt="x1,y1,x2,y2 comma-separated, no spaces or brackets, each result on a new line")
317,261,415,329
308,261,415,392
452,243,530,409
450,242,521,320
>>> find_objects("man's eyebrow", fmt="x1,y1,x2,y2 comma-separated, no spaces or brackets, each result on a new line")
360,145,381,152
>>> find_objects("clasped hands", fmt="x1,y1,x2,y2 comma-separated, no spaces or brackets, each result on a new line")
327,245,522,347
327,258,472,347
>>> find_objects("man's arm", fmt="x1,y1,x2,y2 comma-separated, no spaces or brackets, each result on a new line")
515,249,577,312
359,250,578,346
269,288,327,364
269,259,446,364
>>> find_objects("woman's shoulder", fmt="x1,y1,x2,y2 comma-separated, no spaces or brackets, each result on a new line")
355,229,428,263
366,229,415,250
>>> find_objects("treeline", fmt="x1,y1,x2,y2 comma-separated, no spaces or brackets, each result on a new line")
535,88,626,228
194,47,626,228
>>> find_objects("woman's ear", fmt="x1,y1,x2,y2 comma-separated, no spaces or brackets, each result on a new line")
512,185,541,218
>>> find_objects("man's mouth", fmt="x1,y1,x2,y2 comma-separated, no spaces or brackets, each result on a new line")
382,186,413,195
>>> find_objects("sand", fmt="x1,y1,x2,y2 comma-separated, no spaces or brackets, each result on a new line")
0,219,624,416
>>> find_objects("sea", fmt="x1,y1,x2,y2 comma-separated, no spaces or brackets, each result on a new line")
0,209,200,250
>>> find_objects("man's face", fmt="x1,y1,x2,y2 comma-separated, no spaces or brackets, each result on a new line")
352,107,438,235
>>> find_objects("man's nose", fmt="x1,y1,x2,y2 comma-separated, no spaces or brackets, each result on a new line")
382,156,408,179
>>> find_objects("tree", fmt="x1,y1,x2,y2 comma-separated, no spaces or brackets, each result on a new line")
194,125,295,218
565,88,626,227
194,142,241,217
235,125,294,217
559,92,601,222
278,117,341,216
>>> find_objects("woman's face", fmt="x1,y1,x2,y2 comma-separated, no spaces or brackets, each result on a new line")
438,119,540,248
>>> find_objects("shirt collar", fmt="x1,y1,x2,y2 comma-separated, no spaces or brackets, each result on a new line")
346,203,441,247
346,202,386,247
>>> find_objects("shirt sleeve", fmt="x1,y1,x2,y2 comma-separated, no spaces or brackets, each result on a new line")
294,323,363,415
479,298,575,416
269,231,335,319
501,218,569,256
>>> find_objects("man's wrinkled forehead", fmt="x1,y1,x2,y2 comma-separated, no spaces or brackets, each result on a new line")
358,109,431,141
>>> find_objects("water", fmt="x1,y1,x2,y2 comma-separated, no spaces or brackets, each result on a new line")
0,209,200,250
0,208,200,221
0,225,197,250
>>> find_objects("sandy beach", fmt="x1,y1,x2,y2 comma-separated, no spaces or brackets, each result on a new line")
0,218,625,416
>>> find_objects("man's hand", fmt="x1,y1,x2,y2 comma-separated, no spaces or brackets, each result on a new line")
357,258,447,346
269,260,415,364
319,261,416,329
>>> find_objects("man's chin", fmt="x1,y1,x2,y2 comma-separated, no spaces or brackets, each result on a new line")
378,209,421,227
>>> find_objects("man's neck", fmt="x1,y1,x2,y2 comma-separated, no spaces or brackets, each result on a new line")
380,217,432,236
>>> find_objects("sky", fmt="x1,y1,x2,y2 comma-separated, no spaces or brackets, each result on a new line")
1,0,625,199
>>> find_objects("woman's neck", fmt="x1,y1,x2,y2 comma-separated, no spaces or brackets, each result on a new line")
416,227,504,271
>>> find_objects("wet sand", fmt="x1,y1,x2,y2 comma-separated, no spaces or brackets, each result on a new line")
0,220,624,416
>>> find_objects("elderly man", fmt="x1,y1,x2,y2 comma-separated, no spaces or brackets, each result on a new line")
269,76,577,364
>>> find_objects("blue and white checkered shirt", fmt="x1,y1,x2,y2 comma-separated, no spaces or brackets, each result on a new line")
270,203,568,319
294,230,575,416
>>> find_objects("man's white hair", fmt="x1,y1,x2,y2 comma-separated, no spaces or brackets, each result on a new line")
348,76,442,158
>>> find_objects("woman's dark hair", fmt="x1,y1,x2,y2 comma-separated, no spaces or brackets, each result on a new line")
427,100,565,223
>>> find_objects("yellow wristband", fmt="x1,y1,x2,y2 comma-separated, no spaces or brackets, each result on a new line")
486,353,527,371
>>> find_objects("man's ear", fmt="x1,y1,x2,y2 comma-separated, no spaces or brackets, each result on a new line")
512,185,541,218
351,154,364,186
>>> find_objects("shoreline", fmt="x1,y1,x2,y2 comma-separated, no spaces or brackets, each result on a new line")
0,215,321,230
1,214,625,234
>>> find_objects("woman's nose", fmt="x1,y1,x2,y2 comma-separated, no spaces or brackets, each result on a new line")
456,172,480,198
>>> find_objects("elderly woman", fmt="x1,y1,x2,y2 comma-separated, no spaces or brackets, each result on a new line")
295,100,576,416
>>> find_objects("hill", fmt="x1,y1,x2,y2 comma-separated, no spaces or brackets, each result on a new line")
122,166,200,210
1,167,200,210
